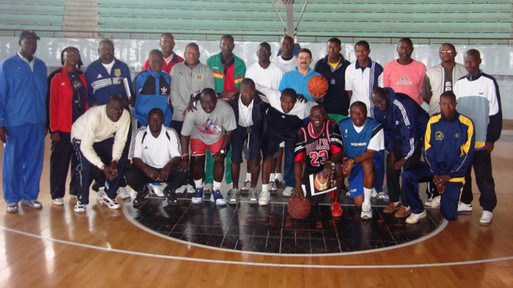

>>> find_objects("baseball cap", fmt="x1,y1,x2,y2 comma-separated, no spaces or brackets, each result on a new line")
19,30,40,41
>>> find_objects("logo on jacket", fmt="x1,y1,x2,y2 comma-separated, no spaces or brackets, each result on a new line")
196,74,203,81
114,69,121,77
435,131,444,140
161,87,168,95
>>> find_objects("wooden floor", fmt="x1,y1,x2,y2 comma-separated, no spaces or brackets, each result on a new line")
0,131,512,288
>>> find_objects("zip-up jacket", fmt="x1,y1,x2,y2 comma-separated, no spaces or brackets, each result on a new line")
424,112,475,179
228,90,270,135
207,52,246,94
85,58,133,106
0,54,47,127
314,54,351,115
373,87,429,159
133,69,172,126
454,72,502,149
49,66,88,133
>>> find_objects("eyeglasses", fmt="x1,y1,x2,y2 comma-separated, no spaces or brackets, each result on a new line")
440,50,454,54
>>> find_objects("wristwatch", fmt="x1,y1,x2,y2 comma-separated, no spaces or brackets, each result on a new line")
220,149,226,155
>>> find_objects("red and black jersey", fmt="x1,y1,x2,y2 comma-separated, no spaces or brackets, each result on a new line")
294,120,343,175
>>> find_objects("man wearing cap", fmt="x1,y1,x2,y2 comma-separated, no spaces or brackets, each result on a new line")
0,30,47,212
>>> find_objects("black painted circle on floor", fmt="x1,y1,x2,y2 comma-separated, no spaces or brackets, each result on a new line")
126,195,444,255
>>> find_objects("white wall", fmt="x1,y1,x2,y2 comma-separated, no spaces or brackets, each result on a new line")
1,37,512,119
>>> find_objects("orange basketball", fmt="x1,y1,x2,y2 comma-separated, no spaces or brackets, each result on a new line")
288,196,311,219
307,75,329,98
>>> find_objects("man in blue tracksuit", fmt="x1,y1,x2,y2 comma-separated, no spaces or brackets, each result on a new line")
0,31,47,212
372,87,429,218
133,50,172,127
85,38,133,106
402,91,475,223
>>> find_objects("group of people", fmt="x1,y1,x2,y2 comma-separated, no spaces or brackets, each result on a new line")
0,31,502,226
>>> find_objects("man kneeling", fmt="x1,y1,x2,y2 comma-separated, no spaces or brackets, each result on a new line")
403,91,474,223
126,108,187,207
293,106,344,217
339,101,385,219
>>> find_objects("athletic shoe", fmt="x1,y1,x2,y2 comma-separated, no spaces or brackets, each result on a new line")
395,206,411,218
406,210,427,224
377,192,389,200
426,195,441,208
424,195,433,207
191,187,204,205
74,201,86,213
52,198,64,206
248,188,258,204
282,186,293,197
117,187,131,200
6,202,18,213
166,189,179,206
361,203,372,219
331,202,343,217
203,183,212,193
258,190,271,206
457,202,472,213
186,184,195,194
228,188,240,204
480,210,493,224
20,199,42,209
241,180,251,191
269,180,278,192
96,190,120,209
383,202,400,214
210,189,226,206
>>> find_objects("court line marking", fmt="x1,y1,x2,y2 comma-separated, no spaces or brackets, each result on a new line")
122,202,449,257
1,224,512,269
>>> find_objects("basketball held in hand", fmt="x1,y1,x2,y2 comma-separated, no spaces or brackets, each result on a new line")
307,75,329,100
288,196,311,219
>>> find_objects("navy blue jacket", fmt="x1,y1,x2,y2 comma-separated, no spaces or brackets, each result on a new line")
373,88,429,159
314,54,351,116
424,112,475,178
228,90,270,135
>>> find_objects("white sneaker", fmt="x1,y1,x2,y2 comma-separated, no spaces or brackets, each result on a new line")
117,187,131,199
248,188,258,204
186,184,195,194
480,210,493,224
361,203,372,219
258,190,270,206
426,195,441,208
97,190,120,209
52,198,64,206
241,179,251,191
282,186,293,197
74,201,86,213
406,210,427,224
457,202,472,213
377,192,389,200
228,188,240,204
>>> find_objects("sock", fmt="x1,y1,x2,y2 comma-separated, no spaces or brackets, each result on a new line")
364,187,372,205
275,173,283,182
270,173,276,181
194,179,203,189
262,184,269,192
246,172,252,181
213,181,222,191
